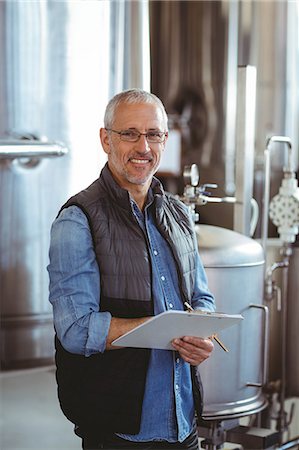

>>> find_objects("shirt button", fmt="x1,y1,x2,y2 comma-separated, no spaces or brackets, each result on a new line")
153,250,158,256
175,384,179,390
161,276,165,281
176,358,180,364
169,303,173,308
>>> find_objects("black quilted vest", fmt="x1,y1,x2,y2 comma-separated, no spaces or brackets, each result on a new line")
54,164,203,438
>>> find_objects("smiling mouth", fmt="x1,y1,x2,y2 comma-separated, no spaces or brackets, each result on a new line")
129,158,152,165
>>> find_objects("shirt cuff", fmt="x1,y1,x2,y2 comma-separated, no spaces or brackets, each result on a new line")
85,311,112,356
193,300,216,312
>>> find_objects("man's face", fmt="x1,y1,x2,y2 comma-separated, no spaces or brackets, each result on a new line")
100,102,168,190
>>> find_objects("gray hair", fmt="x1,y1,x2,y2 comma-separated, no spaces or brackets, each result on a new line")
104,88,168,130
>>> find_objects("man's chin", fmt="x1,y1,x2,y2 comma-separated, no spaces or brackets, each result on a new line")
126,169,156,186
127,176,151,186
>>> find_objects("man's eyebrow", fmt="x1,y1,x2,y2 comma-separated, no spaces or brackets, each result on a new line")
125,127,163,131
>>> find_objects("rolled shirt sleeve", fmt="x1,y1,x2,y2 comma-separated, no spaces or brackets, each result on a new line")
47,205,111,356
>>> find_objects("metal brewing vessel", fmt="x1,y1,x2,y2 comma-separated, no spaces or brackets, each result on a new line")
263,239,299,398
196,224,267,419
0,1,107,369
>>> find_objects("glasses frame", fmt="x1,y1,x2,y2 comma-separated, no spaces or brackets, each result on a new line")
105,128,168,144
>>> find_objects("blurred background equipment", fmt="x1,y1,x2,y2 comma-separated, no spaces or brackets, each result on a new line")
1,0,299,449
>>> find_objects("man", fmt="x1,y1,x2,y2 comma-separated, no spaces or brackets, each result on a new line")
48,89,215,450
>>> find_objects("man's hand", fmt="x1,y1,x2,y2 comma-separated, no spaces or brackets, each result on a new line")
171,336,214,366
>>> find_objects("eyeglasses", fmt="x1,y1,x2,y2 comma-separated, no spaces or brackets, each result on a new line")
105,128,168,143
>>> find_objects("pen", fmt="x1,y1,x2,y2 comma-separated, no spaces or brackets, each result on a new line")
211,334,229,353
183,302,229,353
184,301,195,312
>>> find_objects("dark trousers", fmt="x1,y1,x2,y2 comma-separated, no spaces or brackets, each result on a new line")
82,426,199,450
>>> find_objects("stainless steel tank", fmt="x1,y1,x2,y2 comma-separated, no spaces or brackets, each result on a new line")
0,1,108,369
287,245,299,397
196,224,267,419
263,238,299,397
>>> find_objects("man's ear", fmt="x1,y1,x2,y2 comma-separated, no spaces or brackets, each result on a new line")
100,128,110,154
162,132,169,151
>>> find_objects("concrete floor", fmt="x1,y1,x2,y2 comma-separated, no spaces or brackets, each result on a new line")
1,366,298,450
1,366,81,450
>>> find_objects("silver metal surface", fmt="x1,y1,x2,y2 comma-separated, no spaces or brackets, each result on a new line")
247,304,269,387
233,66,256,237
0,139,68,159
197,224,264,267
196,225,267,419
286,245,299,397
280,436,299,450
0,1,108,369
224,1,238,196
109,1,150,95
261,239,299,398
261,136,293,252
183,164,200,187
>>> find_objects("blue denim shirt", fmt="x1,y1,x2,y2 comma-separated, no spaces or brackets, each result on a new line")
48,196,215,443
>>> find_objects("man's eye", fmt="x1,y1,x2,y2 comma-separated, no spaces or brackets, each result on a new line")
147,132,162,139
122,130,138,138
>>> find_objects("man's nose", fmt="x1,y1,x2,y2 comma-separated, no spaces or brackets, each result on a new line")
137,134,150,151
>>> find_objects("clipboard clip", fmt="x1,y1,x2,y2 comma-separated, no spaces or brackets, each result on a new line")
184,302,229,353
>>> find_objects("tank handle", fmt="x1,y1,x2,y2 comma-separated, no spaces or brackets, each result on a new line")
0,139,68,159
246,304,269,388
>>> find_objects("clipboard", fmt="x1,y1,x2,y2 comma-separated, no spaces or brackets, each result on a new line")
112,310,243,350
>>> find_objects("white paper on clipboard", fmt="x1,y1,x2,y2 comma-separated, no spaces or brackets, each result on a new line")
111,310,243,350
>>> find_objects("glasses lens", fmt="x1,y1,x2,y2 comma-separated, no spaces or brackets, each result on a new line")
118,129,166,143
146,131,165,143
120,130,140,142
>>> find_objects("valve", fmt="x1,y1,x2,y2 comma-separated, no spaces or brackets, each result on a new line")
181,164,260,233
269,171,299,244
181,164,218,207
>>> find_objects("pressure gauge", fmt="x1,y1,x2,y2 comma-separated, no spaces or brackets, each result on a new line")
183,164,199,187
